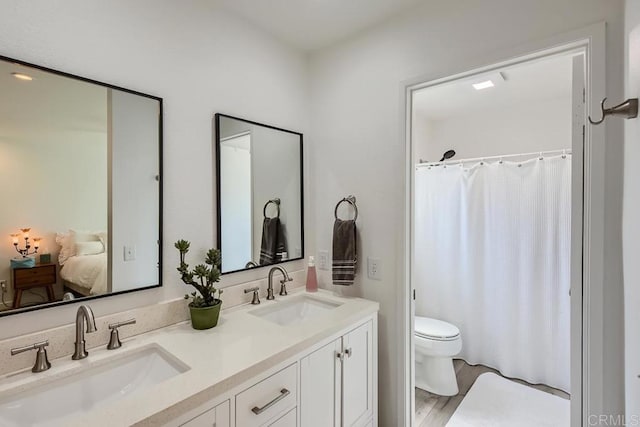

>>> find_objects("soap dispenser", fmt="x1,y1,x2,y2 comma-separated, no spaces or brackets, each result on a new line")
306,256,318,292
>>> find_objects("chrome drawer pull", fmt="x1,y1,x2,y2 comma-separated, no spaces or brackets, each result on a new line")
251,388,290,415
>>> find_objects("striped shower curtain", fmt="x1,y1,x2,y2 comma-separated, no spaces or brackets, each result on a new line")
414,154,571,392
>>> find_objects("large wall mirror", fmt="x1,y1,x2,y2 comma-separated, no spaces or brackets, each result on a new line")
215,114,303,274
0,55,162,316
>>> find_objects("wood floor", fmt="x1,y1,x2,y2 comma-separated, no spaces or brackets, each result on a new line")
415,359,570,427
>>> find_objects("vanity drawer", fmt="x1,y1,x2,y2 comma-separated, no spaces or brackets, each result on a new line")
236,363,297,427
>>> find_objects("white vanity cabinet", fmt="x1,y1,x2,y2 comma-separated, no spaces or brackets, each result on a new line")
300,320,374,427
170,314,377,427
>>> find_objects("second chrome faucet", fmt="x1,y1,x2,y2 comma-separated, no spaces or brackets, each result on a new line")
72,305,97,360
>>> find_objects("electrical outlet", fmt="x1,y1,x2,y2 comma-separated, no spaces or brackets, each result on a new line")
318,250,329,270
367,257,381,280
124,245,136,261
0,280,6,290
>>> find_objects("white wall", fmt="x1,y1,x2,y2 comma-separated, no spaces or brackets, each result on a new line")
250,127,303,262
0,95,107,304
414,96,571,162
110,89,160,292
0,0,309,338
624,0,640,419
308,1,625,424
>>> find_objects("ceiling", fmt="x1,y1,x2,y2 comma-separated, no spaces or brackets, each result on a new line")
413,53,574,121
218,0,422,51
0,59,107,139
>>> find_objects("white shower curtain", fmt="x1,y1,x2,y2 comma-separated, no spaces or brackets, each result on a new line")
414,155,571,392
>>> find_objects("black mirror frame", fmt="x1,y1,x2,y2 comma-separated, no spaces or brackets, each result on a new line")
214,113,304,275
0,53,163,317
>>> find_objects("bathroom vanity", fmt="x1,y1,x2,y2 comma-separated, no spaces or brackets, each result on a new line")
0,290,378,426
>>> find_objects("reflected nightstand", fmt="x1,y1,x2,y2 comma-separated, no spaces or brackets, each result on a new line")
12,263,56,309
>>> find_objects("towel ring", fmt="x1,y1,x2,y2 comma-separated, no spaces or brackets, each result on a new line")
263,198,280,219
334,195,358,221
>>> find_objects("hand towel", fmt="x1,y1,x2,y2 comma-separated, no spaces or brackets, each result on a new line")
332,219,357,285
259,217,288,265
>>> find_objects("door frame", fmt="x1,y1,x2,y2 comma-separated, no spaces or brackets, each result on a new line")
399,22,606,427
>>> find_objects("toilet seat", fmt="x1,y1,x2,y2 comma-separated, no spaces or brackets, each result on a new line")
415,316,460,341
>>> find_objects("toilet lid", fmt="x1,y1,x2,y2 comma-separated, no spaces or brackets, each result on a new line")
415,316,460,340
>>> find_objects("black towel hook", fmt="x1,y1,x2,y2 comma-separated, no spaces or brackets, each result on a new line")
588,97,638,125
335,195,358,221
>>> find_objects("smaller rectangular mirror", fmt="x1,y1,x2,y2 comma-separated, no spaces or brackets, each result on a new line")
215,114,303,274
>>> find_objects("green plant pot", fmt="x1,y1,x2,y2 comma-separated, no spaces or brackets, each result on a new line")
189,302,222,330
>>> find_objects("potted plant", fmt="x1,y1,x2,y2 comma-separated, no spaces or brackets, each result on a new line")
175,239,224,330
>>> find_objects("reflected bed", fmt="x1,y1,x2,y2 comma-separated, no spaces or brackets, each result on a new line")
60,253,108,296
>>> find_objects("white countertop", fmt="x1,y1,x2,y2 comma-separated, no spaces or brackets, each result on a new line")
0,289,379,426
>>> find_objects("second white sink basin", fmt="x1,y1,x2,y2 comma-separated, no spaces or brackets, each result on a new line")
249,294,342,326
0,344,189,426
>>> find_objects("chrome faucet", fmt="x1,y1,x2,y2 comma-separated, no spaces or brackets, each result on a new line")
267,266,292,300
72,305,97,360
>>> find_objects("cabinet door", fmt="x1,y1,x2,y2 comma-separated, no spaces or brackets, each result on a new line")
300,338,342,427
268,408,297,427
342,321,373,426
181,400,229,427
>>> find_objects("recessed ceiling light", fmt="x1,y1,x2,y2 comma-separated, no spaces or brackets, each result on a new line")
472,80,495,90
11,72,33,81
471,72,505,91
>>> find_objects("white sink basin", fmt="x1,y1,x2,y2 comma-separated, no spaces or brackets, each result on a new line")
0,344,189,426
249,294,343,326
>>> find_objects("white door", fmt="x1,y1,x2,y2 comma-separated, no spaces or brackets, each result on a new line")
570,53,586,427
220,133,253,271
624,1,640,420
342,321,373,426
300,338,341,427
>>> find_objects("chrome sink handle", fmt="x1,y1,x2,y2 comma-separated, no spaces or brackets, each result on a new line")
107,319,136,350
244,287,261,305
279,279,291,296
11,340,51,373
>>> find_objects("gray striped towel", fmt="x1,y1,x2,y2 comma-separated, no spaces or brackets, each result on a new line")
259,217,287,265
332,219,357,285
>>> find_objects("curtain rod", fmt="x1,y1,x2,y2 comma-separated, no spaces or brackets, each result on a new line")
417,149,572,168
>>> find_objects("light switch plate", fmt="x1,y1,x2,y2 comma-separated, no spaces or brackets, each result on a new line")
124,245,136,261
318,250,329,270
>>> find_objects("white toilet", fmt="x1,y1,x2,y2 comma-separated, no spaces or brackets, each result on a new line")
414,316,462,396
